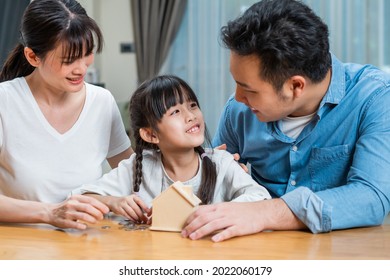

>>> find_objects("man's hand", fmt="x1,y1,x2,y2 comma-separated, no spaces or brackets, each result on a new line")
215,143,249,173
181,199,305,242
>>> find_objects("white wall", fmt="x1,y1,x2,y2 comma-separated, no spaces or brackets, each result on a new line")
78,0,138,103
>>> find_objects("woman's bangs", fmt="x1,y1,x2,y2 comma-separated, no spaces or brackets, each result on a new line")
61,27,95,63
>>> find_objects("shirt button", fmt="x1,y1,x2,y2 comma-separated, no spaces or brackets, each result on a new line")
292,145,298,152
291,180,296,186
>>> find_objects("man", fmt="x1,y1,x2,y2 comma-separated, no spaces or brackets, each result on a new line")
182,0,390,242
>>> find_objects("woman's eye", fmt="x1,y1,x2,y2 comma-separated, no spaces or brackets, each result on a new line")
62,59,75,65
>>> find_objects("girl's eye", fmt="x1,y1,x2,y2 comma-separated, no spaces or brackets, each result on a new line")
170,109,180,115
190,102,198,109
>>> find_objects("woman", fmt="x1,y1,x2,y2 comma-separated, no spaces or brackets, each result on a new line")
0,0,132,229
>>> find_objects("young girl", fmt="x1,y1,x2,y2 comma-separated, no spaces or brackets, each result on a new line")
72,75,270,223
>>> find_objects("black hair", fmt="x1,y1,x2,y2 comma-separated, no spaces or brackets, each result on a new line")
221,0,331,90
129,75,217,204
0,0,103,82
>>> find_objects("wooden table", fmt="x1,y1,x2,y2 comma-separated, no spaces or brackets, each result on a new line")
1,214,389,260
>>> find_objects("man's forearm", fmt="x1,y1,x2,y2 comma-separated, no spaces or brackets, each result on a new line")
263,198,307,231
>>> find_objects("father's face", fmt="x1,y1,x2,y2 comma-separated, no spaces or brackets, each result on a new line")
229,52,297,123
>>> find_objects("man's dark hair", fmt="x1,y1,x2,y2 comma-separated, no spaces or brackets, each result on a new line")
221,0,331,90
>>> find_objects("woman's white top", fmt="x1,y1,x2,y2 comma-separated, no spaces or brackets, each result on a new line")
0,77,130,203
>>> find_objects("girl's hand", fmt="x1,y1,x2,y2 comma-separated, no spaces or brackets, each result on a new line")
106,194,151,224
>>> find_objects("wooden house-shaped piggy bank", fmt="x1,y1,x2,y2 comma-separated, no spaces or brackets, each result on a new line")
150,181,201,232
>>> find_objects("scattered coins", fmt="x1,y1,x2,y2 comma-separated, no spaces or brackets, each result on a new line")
118,219,149,231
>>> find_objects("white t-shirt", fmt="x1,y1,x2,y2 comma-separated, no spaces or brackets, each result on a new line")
0,77,131,203
72,149,271,206
280,112,317,139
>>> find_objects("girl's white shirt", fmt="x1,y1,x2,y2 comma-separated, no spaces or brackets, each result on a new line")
0,77,130,203
72,149,271,206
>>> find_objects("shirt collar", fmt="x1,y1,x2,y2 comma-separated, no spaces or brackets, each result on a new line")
319,53,346,108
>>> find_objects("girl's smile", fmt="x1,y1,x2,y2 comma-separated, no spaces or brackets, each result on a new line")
186,124,201,134
154,101,205,152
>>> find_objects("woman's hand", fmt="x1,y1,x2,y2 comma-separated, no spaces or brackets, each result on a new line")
47,194,110,230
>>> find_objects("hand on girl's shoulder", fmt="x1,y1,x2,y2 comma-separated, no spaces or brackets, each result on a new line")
211,147,249,173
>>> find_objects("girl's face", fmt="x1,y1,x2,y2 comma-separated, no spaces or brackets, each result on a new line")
155,100,205,152
36,43,94,93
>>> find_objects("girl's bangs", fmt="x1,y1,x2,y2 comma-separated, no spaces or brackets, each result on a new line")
151,84,196,120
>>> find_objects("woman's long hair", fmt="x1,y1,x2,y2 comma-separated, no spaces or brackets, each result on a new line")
0,0,103,82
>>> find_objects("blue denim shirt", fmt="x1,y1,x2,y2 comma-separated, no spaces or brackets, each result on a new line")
213,54,390,233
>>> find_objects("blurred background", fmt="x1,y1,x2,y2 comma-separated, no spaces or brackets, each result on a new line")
1,0,390,137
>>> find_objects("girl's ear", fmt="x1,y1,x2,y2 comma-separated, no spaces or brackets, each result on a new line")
24,47,40,67
139,128,159,144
